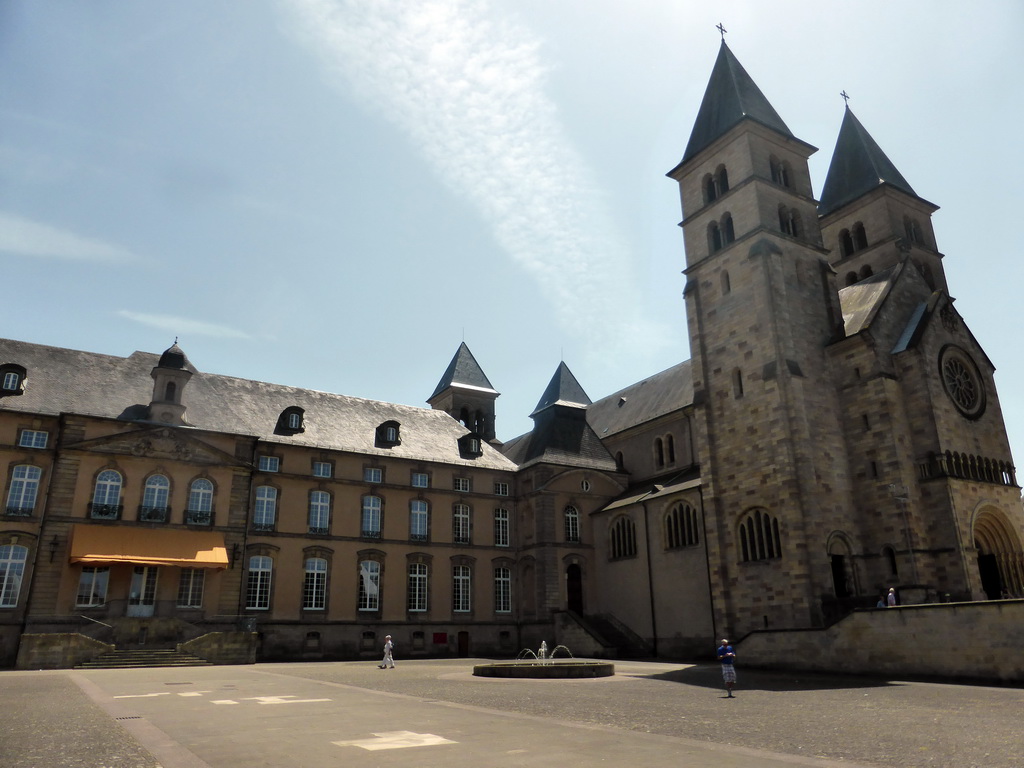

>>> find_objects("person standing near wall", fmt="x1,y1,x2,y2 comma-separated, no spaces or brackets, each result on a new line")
887,588,897,607
717,638,736,698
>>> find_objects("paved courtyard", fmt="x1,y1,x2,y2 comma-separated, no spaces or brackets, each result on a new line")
2,659,1020,768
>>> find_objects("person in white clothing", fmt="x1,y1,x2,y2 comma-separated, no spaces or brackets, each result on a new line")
379,635,395,669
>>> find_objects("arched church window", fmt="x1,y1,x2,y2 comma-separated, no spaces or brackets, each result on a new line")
609,515,637,559
859,265,873,280
839,229,853,257
715,166,729,195
721,213,735,244
703,174,717,204
708,221,723,253
654,438,665,468
852,222,868,250
845,271,858,286
721,270,731,295
738,509,782,562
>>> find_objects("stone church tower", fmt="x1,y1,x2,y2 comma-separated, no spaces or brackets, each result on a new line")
666,41,1023,639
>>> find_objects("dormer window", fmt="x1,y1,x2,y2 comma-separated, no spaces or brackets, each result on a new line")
275,406,305,435
0,365,26,395
458,433,483,458
375,420,401,448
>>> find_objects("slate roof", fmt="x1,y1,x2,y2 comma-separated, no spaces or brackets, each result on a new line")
530,362,591,416
818,107,926,217
837,264,901,336
587,361,693,439
0,338,517,470
429,342,497,400
673,41,799,170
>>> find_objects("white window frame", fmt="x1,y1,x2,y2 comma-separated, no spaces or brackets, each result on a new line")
303,557,328,610
564,505,580,543
188,478,214,513
362,495,382,537
410,500,429,541
453,476,471,493
308,491,331,534
453,504,471,544
258,455,280,472
246,556,273,610
411,472,429,489
1,372,19,391
0,545,28,607
177,568,205,608
18,430,48,449
407,562,428,612
312,461,332,478
493,481,509,496
364,467,383,483
254,486,277,529
494,508,510,547
92,470,122,507
453,565,471,612
494,566,511,613
6,465,41,513
287,412,302,430
142,474,170,509
358,560,380,611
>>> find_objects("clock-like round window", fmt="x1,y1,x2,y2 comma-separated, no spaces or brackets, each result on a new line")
939,346,985,419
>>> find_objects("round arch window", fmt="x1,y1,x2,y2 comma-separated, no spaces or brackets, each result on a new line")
939,345,985,419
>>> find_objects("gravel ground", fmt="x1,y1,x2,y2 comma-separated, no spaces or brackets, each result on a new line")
266,658,1024,768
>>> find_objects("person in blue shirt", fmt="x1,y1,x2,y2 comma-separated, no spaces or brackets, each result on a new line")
717,638,736,697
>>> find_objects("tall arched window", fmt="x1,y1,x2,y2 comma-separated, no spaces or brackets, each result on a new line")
246,555,273,610
708,221,723,252
0,544,28,607
852,222,868,250
655,437,665,468
453,503,471,544
564,506,580,543
665,503,699,549
141,474,170,520
738,509,782,562
715,166,729,195
91,470,123,518
703,174,717,203
254,486,277,530
610,516,637,559
308,491,331,534
666,434,676,464
362,496,382,538
494,566,512,613
721,213,735,244
303,557,328,610
839,229,854,257
6,465,41,516
187,478,214,525
452,564,472,612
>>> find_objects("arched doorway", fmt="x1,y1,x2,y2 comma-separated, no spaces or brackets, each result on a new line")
566,563,583,613
974,509,1024,599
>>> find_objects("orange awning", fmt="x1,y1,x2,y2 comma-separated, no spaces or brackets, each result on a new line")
69,524,229,569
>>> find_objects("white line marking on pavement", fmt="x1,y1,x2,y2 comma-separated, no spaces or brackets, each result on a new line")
333,731,458,751
211,700,239,705
242,695,332,705
113,693,171,699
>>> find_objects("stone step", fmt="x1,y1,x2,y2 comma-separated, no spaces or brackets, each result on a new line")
75,649,213,669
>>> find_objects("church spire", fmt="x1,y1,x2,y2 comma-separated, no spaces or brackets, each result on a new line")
530,361,591,417
674,40,795,170
818,106,922,216
428,342,500,442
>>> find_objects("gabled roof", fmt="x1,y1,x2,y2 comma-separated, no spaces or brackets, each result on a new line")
0,338,516,470
428,342,497,401
587,360,693,439
818,107,923,217
530,362,591,416
675,41,796,168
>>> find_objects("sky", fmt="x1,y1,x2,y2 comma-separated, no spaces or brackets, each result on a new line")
2,1,1023,475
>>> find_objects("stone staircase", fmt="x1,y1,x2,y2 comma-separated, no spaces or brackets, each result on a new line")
75,648,213,669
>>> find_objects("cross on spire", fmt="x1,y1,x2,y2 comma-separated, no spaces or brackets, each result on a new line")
840,90,850,106
716,22,727,41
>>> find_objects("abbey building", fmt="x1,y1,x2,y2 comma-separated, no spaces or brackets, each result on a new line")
1,42,1021,667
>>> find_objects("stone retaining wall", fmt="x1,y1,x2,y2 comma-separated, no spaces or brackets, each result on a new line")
738,599,1024,683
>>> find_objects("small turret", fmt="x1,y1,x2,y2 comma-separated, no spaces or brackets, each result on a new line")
148,341,193,425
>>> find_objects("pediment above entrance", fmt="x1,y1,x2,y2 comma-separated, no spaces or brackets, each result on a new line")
64,426,244,466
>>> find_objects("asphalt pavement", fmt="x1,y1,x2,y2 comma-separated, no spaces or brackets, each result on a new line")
1,659,1020,768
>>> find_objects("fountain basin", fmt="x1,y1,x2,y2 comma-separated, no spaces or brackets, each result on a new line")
472,660,614,679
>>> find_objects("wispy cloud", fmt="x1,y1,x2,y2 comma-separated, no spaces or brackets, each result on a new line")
284,0,671,358
0,211,136,262
117,311,251,340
